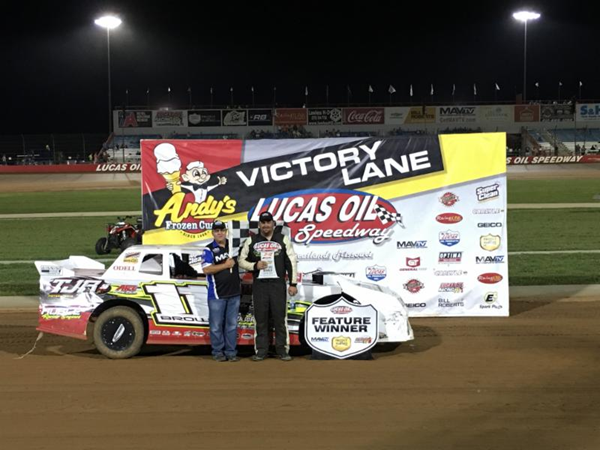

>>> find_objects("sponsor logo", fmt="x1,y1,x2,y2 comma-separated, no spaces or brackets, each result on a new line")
331,306,353,314
439,230,460,247
366,265,387,281
438,297,465,308
480,234,501,251
40,265,62,276
439,192,459,207
154,110,184,127
439,282,464,293
308,108,343,125
251,189,401,245
123,252,140,263
253,241,282,253
478,273,503,284
473,208,504,215
436,213,463,224
478,222,503,228
95,163,141,173
354,336,374,344
343,108,385,124
399,257,425,272
113,284,138,294
241,333,254,340
403,279,424,293
434,269,467,276
40,306,84,320
406,302,427,308
438,252,462,264
274,108,307,125
439,106,477,122
476,255,505,264
112,265,135,272
332,336,352,352
311,336,329,342
48,278,110,295
397,240,427,249
476,183,500,202
222,110,247,126
484,292,498,303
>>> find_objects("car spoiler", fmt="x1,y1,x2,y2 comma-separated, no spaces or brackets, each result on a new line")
34,256,106,278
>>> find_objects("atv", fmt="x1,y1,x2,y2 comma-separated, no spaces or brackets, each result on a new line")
95,216,143,255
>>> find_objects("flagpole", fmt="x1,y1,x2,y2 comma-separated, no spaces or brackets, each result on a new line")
210,88,213,108
251,87,255,106
558,83,561,101
578,82,582,100
167,87,171,104
146,88,150,108
494,84,497,102
188,87,192,108
326,85,329,106
230,88,234,107
125,89,129,108
273,87,277,106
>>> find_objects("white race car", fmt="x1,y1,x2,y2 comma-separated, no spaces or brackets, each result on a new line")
35,245,413,358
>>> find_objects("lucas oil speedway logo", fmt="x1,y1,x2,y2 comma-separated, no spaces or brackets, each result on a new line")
249,189,404,245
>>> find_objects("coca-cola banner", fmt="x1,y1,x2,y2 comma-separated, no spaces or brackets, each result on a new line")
540,104,573,122
514,105,540,122
308,108,343,125
141,133,509,319
118,110,152,128
274,108,308,126
385,107,410,125
343,108,385,125
188,110,222,127
153,110,187,127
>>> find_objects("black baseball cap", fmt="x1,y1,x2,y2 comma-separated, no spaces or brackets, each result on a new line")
212,220,227,230
259,211,274,222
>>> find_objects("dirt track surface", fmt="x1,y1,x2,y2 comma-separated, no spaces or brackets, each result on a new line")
0,163,598,193
1,296,598,450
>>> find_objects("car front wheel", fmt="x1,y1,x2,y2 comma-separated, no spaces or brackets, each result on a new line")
93,306,145,359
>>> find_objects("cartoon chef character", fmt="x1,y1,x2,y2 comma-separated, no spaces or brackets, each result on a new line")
178,161,227,203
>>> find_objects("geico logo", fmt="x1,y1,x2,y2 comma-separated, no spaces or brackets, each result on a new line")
406,303,426,308
477,223,503,227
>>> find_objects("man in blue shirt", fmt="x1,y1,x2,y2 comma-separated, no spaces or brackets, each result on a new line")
202,221,241,362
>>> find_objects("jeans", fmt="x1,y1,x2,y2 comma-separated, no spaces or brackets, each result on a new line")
208,295,240,357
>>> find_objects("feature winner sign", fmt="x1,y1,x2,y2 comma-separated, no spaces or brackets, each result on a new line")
141,133,509,317
304,298,378,359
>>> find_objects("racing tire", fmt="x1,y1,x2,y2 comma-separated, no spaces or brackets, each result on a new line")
95,237,110,255
93,306,145,359
120,237,137,251
375,342,401,353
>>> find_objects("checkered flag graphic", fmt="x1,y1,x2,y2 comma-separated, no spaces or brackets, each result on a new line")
374,205,405,228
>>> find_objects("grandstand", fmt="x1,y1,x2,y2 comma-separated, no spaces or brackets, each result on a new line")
1,103,598,164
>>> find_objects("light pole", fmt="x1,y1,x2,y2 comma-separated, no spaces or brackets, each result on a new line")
94,15,122,134
513,10,540,102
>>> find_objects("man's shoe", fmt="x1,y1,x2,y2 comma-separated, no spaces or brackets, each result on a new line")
251,354,266,361
227,355,240,362
213,355,227,362
279,354,293,361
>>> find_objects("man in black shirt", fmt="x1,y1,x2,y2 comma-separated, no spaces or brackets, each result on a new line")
238,212,298,361
202,221,241,362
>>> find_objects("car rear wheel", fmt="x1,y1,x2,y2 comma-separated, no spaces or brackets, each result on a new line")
95,237,110,255
93,306,145,359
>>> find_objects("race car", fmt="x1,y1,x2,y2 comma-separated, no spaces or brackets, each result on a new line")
35,245,413,359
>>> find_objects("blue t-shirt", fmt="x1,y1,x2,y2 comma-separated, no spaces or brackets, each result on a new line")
202,241,241,300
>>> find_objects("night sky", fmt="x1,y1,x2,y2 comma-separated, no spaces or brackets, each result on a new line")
4,0,599,133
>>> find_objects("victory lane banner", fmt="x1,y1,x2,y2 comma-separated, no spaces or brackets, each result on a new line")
141,133,509,318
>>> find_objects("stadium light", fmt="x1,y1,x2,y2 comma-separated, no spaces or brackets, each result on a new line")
513,10,540,102
95,15,122,133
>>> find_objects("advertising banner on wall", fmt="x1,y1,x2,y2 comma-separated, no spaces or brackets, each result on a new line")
385,107,410,125
404,107,436,124
153,110,187,127
478,105,513,123
248,109,274,126
221,110,248,126
576,103,600,122
118,110,153,128
540,104,573,122
274,108,308,125
343,108,385,125
308,108,343,125
514,105,540,122
141,133,509,318
437,106,478,124
188,110,222,127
